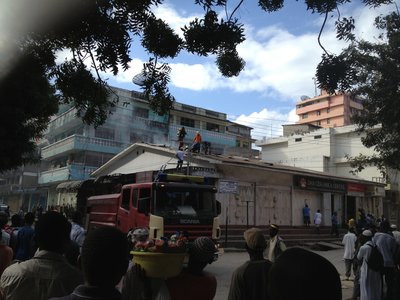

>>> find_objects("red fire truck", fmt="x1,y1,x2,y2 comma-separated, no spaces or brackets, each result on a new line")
86,172,221,241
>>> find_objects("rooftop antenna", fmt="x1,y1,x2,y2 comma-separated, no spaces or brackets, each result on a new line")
132,72,149,86
312,77,318,96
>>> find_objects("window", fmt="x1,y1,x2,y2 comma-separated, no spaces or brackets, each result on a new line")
316,121,321,126
314,135,322,139
182,104,196,113
302,113,308,119
140,188,151,199
206,123,219,132
121,188,131,210
327,108,330,113
295,138,302,142
327,118,331,124
95,127,115,140
132,189,138,207
316,110,321,116
133,107,149,118
180,117,195,128
205,110,219,118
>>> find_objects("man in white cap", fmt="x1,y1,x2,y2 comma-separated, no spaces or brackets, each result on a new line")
391,224,400,245
266,224,286,263
357,230,382,300
228,228,272,300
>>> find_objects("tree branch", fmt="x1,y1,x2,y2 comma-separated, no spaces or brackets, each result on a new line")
229,0,244,22
86,40,102,81
318,10,330,55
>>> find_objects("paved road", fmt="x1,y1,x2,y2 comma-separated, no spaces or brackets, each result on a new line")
207,248,353,300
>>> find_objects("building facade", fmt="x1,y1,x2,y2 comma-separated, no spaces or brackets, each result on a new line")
91,143,384,228
296,90,363,128
0,87,255,211
256,124,400,225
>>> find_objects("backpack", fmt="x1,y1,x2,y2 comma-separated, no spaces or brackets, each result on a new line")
367,243,384,272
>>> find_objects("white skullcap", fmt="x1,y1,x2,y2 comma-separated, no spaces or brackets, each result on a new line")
390,224,397,229
362,230,373,237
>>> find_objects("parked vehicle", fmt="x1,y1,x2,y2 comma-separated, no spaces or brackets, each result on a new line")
86,172,221,241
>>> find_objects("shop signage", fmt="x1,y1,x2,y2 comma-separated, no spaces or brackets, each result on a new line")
366,185,386,197
219,180,238,194
347,183,366,193
293,175,346,193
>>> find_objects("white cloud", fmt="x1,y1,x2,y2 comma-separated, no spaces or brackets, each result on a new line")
152,2,201,38
231,108,298,141
149,3,398,99
169,63,221,90
110,2,400,103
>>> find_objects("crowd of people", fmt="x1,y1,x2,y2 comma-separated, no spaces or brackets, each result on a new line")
0,206,398,300
342,210,400,300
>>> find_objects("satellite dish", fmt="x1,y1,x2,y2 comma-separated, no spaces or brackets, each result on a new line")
300,95,310,101
132,72,149,86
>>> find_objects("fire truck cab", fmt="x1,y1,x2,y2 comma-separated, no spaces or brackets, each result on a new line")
87,173,221,241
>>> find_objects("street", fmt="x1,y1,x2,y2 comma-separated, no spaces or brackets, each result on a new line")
207,248,353,300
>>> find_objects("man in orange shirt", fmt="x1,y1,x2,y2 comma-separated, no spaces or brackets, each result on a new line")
191,131,202,153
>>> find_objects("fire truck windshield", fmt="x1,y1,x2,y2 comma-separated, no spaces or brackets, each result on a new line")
154,188,215,218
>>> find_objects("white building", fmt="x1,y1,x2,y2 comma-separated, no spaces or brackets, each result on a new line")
256,124,399,225
90,143,384,228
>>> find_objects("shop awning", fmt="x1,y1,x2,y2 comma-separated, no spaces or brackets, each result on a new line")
56,180,84,192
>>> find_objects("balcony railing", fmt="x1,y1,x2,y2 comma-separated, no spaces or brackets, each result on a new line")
39,164,98,184
169,125,236,147
41,135,128,159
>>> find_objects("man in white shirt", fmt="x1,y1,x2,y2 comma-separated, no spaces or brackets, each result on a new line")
373,221,397,300
314,209,322,234
342,227,357,280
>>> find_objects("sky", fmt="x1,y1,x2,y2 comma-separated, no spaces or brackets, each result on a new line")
102,0,400,141
1,0,399,141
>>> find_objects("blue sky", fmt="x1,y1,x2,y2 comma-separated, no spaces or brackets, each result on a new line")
1,0,399,140
103,0,399,140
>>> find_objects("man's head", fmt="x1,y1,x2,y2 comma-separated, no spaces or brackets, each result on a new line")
81,227,129,287
188,237,217,274
10,214,22,227
380,220,391,233
244,227,267,252
0,212,8,228
35,211,71,253
70,211,82,225
24,212,35,226
268,247,341,300
269,224,279,237
361,229,373,242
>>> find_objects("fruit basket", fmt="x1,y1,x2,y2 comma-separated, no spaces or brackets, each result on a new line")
129,230,188,278
131,251,186,278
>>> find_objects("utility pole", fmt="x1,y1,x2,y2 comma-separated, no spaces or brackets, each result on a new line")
312,77,318,96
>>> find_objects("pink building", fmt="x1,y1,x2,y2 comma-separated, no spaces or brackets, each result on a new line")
296,90,363,128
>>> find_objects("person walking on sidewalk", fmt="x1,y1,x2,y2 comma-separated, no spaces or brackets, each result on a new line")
342,227,357,280
314,209,322,234
357,230,382,300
